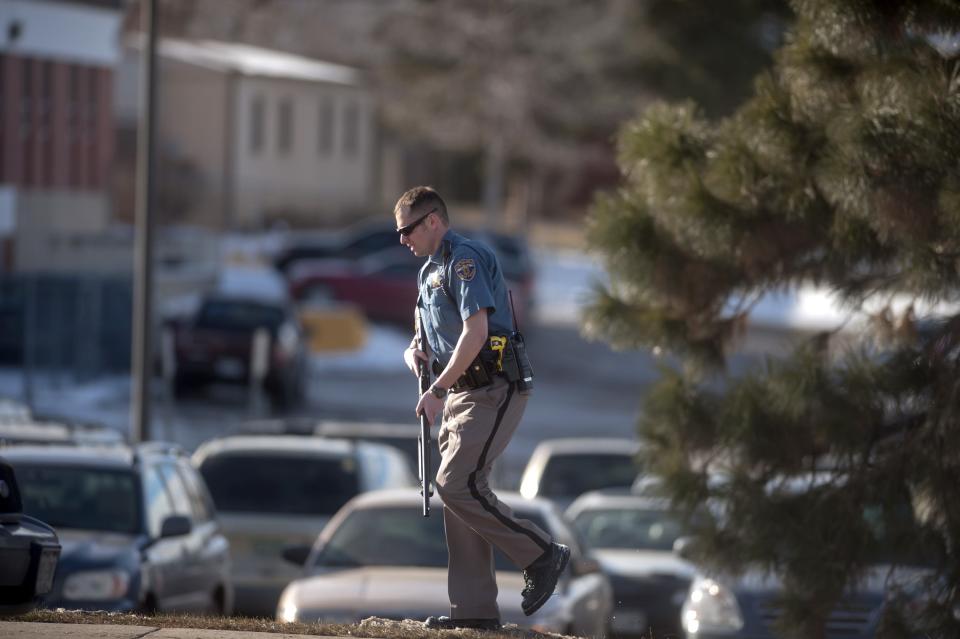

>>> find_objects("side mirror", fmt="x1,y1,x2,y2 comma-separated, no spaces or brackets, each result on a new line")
159,514,192,538
282,544,312,567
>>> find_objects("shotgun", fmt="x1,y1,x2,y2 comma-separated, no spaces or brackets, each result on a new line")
415,306,433,517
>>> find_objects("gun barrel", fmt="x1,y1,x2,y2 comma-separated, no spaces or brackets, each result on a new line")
415,307,432,517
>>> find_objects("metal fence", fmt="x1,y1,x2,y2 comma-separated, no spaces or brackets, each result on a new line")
0,274,133,381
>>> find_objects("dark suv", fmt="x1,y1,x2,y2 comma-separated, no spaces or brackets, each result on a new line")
4,443,233,615
0,456,61,616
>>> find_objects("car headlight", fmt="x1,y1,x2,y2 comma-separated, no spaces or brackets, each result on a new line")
279,601,298,623
682,577,744,634
62,569,131,601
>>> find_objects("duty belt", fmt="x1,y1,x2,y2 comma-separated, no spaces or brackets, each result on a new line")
431,335,514,392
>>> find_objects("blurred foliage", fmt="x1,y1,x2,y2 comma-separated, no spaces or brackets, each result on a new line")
588,1,960,637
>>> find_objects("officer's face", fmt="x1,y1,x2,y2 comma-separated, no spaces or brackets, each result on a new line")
396,207,438,257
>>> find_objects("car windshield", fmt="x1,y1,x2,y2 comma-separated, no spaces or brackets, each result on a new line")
195,300,285,332
539,453,639,497
317,506,550,571
15,464,141,534
572,507,685,551
200,453,360,516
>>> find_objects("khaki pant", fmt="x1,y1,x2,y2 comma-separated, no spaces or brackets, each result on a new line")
436,375,552,620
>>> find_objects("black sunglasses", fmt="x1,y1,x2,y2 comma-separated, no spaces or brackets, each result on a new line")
397,208,437,237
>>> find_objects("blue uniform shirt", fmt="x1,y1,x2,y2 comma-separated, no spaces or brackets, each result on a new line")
418,229,514,367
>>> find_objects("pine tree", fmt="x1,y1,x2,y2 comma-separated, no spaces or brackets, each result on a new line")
587,2,960,637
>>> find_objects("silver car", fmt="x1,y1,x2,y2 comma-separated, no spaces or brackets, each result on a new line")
519,437,643,511
192,435,414,617
567,491,696,639
277,489,614,636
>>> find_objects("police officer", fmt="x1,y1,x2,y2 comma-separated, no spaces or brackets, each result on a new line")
395,186,569,630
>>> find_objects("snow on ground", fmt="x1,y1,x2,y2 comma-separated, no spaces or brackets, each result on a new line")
308,323,410,374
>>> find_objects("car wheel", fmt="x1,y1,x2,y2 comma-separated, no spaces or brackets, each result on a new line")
140,593,158,615
212,586,227,616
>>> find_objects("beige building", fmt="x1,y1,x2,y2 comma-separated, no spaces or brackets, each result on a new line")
117,37,377,229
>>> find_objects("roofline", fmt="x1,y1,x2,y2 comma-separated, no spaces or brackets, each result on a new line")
123,35,363,86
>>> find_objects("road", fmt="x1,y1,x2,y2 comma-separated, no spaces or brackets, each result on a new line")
153,320,661,489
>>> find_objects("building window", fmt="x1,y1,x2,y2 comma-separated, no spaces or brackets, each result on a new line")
87,67,99,187
317,96,334,156
343,100,359,158
40,61,53,186
68,65,81,187
277,98,293,155
20,58,32,140
21,58,33,186
250,95,264,153
0,55,6,182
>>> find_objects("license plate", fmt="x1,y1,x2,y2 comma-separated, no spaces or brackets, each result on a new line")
215,358,245,380
35,547,58,595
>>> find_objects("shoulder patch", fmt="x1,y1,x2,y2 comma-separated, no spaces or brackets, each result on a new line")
454,258,476,282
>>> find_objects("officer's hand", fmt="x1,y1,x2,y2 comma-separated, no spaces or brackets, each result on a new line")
416,391,444,427
404,347,429,376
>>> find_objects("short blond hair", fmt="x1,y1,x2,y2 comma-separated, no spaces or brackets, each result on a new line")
394,186,449,223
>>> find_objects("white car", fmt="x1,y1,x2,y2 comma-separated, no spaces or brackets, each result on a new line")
192,435,414,617
567,491,696,639
277,489,614,636
519,437,642,510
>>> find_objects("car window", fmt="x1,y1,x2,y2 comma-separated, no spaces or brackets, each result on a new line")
195,300,285,332
539,453,639,498
15,464,140,534
159,463,193,519
572,507,686,551
199,453,360,516
316,506,551,572
144,465,175,537
176,462,213,523
356,445,414,491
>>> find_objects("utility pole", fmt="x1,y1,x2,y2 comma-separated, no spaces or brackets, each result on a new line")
130,0,158,443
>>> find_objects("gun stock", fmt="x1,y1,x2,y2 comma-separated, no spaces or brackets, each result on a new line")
415,307,432,517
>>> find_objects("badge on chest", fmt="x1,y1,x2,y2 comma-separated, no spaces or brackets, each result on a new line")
428,270,444,289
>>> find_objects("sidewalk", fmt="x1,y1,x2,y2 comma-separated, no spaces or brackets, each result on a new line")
0,622,351,639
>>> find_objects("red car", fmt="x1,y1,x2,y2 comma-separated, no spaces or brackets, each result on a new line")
171,294,308,407
289,245,532,328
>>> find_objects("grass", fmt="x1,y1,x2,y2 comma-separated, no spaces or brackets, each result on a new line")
10,609,576,639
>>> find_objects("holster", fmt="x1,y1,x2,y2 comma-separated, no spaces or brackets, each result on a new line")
431,335,529,392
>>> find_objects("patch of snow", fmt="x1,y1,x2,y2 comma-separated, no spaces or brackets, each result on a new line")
309,324,410,374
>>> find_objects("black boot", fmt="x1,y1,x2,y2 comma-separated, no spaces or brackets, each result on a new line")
424,615,501,630
521,543,571,616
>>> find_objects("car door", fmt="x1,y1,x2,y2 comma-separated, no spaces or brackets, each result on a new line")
141,463,189,612
157,462,208,612
175,460,231,614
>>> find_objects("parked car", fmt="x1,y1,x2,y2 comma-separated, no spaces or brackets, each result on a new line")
0,416,124,449
192,434,414,617
288,249,422,325
5,443,232,614
273,224,399,275
284,225,535,327
519,438,643,510
0,456,61,616
277,489,613,636
678,474,939,638
170,293,308,407
567,491,695,638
